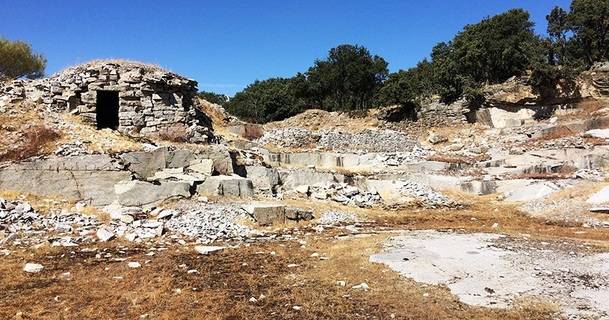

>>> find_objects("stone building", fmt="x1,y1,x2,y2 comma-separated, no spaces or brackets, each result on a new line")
0,60,210,142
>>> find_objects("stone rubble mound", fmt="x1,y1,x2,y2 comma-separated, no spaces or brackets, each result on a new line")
165,202,254,241
0,197,255,246
395,180,457,208
257,128,420,153
316,211,359,226
307,183,382,208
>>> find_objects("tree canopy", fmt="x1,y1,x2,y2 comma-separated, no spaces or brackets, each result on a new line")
226,44,388,123
305,44,389,111
547,0,609,66
429,9,544,102
0,38,46,81
198,90,228,105
226,78,306,123
228,1,609,123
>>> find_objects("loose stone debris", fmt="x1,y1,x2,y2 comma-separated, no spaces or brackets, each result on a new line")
2,60,609,319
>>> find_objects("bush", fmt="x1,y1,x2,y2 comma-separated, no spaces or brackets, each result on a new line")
431,9,545,102
0,38,46,80
198,91,228,105
225,77,306,123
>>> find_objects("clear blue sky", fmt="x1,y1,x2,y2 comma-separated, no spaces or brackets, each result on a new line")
1,0,570,95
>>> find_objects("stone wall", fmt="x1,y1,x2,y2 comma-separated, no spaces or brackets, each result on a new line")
417,97,470,125
0,60,210,142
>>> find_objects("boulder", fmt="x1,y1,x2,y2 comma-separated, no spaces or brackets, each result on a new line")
0,159,131,206
194,245,225,255
475,107,534,128
150,168,203,184
280,169,345,190
242,203,286,226
115,180,192,207
245,165,280,192
120,148,168,179
587,186,609,205
196,175,254,198
285,207,314,221
428,132,448,144
199,145,234,175
23,263,44,273
189,159,214,176
584,129,609,139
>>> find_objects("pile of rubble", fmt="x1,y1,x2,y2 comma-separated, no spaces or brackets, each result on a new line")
316,211,359,226
0,197,257,246
256,128,321,149
301,183,382,208
393,180,458,208
257,128,420,153
165,201,255,242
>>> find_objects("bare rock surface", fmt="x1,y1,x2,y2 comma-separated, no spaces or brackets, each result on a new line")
370,230,609,319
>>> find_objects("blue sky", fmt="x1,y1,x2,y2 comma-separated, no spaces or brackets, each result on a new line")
1,0,570,95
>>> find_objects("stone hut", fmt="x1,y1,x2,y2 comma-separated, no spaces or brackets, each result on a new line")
0,60,210,142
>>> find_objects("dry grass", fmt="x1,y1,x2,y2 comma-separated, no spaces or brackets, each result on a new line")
0,108,61,162
0,237,560,320
0,125,60,161
3,193,607,319
528,125,576,142
61,114,143,153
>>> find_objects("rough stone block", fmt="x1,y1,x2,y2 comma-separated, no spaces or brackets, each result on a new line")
196,175,254,198
242,203,285,226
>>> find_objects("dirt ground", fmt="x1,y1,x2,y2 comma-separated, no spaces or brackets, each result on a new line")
4,199,609,320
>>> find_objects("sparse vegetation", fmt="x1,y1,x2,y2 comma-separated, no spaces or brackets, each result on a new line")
0,124,60,161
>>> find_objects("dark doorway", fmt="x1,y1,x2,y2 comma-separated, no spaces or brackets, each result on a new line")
96,91,119,130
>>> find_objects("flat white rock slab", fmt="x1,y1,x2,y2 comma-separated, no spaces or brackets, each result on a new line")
370,230,609,318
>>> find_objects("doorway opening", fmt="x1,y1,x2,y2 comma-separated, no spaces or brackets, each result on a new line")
96,91,119,130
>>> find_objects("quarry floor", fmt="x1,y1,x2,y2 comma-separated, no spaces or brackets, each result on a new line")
2,200,609,320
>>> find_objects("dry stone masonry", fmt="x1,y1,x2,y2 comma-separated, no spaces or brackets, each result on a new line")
0,60,210,142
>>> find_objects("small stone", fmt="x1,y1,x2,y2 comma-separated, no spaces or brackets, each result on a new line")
352,283,369,290
128,262,141,269
96,228,115,242
295,185,310,194
120,214,134,224
23,263,44,273
194,245,225,255
337,280,346,287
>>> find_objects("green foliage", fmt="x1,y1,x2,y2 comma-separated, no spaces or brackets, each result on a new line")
228,44,388,123
229,2,609,124
547,0,609,66
375,60,434,107
0,38,46,80
431,9,545,102
225,77,306,123
305,44,389,111
198,90,228,105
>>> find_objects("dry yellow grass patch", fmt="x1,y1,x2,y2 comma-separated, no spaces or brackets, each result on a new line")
60,114,143,153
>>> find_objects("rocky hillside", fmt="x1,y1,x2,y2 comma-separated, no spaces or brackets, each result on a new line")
2,60,609,319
